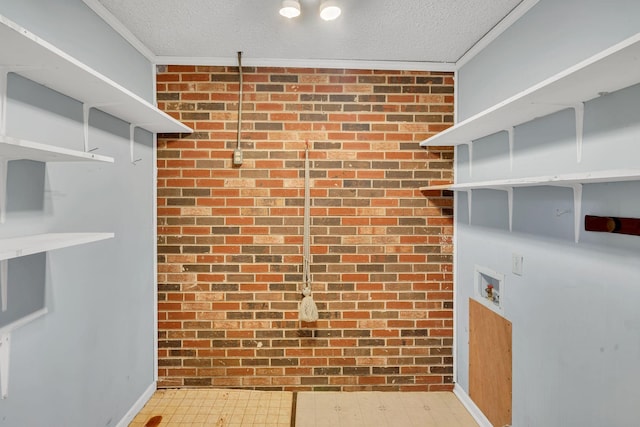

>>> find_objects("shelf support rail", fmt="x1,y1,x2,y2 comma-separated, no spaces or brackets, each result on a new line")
571,183,583,243
506,187,514,232
130,124,142,165
0,333,8,399
466,189,472,225
507,127,515,172
574,103,584,163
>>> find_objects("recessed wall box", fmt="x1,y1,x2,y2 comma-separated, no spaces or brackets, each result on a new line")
474,265,504,314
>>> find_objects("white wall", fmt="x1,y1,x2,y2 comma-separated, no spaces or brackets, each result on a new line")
455,0,640,425
0,1,156,426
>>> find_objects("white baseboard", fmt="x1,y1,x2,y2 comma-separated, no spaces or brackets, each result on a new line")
454,384,493,427
116,381,156,427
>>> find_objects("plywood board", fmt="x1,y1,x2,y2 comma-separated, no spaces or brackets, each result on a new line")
469,298,512,427
296,391,479,427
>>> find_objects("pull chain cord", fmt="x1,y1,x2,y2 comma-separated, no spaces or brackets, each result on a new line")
299,141,318,322
236,51,243,150
303,142,311,288
233,52,244,165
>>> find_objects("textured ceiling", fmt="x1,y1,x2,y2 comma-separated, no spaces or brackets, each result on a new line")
95,0,524,66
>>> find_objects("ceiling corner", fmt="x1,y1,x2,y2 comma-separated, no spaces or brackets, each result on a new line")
455,0,540,70
82,0,158,63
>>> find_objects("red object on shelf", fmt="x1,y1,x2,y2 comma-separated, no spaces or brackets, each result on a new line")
585,215,640,237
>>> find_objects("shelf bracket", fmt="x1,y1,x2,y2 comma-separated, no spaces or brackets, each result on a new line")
506,187,514,232
507,127,515,172
467,189,473,225
0,333,9,399
0,260,6,312
573,103,584,163
571,183,583,243
130,124,142,165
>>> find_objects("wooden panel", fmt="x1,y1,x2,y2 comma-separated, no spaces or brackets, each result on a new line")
469,298,512,427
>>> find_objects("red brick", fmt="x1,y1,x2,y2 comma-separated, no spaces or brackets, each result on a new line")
156,66,454,392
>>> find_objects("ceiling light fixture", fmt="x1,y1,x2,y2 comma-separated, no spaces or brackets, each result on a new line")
279,0,301,19
319,0,341,21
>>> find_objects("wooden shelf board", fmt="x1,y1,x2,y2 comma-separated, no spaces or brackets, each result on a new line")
420,32,640,147
0,15,191,134
0,135,114,163
0,233,114,261
419,169,640,191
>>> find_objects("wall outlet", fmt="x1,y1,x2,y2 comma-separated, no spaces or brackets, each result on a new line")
512,253,523,276
233,148,243,165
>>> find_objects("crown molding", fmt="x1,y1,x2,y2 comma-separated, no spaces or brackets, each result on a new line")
156,56,456,72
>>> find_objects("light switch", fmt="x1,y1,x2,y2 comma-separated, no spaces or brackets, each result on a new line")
512,253,523,276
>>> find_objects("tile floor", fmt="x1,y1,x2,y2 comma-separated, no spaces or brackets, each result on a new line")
129,388,478,427
129,388,293,427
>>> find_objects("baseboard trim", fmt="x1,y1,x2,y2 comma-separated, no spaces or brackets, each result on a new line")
453,384,493,427
116,381,156,427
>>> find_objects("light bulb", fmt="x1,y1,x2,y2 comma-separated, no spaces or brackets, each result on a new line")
280,0,301,18
319,0,341,21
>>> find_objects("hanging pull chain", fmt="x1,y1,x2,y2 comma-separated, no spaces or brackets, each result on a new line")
233,52,244,165
299,140,319,322
303,141,311,287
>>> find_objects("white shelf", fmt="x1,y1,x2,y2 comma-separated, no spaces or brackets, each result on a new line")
0,135,114,224
0,232,114,261
419,169,640,191
421,170,640,243
0,15,191,134
0,135,114,163
420,32,640,147
0,15,128,400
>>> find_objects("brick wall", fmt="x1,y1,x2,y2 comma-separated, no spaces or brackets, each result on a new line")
156,65,454,391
